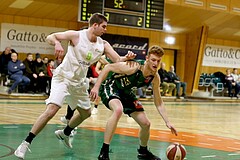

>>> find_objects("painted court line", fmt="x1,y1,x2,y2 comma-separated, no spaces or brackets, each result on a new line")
195,133,206,136
171,138,186,142
182,134,195,138
198,142,213,146
3,126,18,129
201,155,216,158
227,147,240,150
123,131,135,134
158,131,171,134
228,153,240,156
86,127,240,152
207,138,222,142
217,136,233,140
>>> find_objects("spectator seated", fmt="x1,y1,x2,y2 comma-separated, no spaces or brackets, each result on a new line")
7,52,30,94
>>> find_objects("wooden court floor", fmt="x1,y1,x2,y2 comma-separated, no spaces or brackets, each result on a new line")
0,99,240,160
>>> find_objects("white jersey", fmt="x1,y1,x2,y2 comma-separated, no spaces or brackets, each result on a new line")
54,29,104,83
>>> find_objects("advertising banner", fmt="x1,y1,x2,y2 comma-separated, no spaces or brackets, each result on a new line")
1,23,66,54
203,44,240,68
102,34,149,60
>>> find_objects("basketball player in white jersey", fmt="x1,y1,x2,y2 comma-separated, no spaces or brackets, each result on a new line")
14,13,136,159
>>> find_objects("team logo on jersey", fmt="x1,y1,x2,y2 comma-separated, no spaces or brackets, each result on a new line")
86,51,93,60
78,60,90,66
95,49,102,54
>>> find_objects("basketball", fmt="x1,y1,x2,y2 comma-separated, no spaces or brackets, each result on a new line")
166,143,186,160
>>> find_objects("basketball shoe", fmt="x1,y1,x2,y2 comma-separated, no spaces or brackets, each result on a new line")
69,128,77,137
55,130,72,148
91,107,98,115
98,151,110,160
14,141,31,159
137,148,161,160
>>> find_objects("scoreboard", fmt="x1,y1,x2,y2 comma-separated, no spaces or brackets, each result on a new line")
78,0,165,30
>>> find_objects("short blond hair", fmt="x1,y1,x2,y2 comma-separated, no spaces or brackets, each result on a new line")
147,45,164,57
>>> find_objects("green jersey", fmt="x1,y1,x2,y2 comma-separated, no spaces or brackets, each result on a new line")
99,60,154,115
106,60,153,90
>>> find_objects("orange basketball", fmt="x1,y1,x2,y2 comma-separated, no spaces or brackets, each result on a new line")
166,143,186,160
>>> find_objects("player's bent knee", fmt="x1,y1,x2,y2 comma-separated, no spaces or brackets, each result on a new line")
141,120,151,129
113,108,123,118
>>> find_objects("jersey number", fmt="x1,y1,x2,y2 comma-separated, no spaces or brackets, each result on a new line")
120,77,131,87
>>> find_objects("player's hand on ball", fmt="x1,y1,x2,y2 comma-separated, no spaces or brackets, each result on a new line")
166,122,178,136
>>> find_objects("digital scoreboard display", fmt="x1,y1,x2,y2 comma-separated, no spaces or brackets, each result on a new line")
78,0,165,30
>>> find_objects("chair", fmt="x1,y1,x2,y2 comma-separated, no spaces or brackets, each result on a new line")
210,82,225,97
204,78,212,92
5,75,20,93
216,83,224,93
4,75,12,86
0,73,8,86
198,77,204,87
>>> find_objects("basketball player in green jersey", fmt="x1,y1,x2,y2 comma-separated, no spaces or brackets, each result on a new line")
90,45,178,160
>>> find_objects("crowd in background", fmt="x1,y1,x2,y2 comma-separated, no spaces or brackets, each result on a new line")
0,46,61,95
0,46,188,98
3,46,239,98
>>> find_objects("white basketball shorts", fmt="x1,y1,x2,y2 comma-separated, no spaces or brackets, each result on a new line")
45,75,90,110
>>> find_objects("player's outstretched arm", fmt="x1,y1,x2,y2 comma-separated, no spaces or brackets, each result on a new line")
103,41,136,62
152,74,178,136
89,61,139,101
